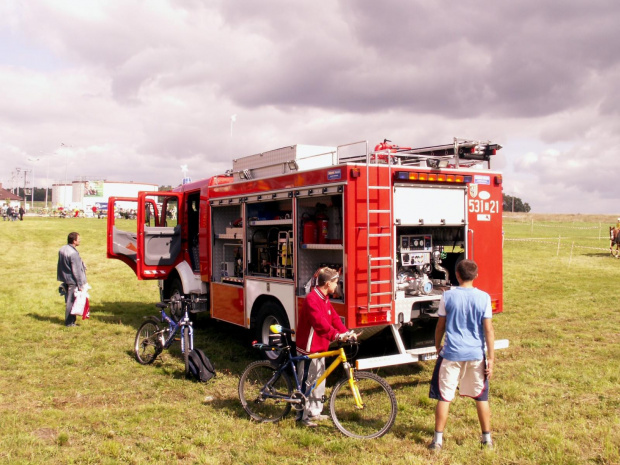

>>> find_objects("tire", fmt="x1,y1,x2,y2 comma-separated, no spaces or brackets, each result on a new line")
329,371,398,439
134,319,164,365
182,326,191,377
238,360,293,422
254,302,289,361
168,277,184,322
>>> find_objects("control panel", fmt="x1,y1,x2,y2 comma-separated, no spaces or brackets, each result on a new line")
399,235,432,266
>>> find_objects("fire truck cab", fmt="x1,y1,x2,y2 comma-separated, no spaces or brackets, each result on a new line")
107,138,508,369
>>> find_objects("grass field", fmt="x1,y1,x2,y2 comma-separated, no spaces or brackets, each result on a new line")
0,215,618,464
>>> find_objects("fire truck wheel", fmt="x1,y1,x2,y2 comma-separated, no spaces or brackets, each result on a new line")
169,277,183,299
168,277,184,322
255,302,289,361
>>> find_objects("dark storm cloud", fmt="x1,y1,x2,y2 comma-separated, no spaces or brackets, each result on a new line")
214,0,620,118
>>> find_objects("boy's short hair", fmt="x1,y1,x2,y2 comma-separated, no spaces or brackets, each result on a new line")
456,259,478,281
316,267,339,286
67,232,80,244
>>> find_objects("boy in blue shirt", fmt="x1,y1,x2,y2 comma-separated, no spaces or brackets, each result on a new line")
428,259,495,451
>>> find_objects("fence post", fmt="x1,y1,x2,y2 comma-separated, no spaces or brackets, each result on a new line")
531,218,534,234
568,241,574,265
557,235,561,256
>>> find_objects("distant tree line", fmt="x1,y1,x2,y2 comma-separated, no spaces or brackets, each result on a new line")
503,194,531,212
12,187,49,201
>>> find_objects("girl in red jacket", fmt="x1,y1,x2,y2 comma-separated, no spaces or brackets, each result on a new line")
295,267,355,427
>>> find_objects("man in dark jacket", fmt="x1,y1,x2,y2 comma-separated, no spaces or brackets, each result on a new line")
57,232,87,327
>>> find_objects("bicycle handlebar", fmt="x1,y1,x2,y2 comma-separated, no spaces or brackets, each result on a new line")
157,295,208,308
170,295,207,303
336,339,360,348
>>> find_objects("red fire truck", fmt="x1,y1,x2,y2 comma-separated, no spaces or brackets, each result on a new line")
107,138,507,369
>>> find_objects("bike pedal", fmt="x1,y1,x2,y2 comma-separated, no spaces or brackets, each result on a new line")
174,337,181,341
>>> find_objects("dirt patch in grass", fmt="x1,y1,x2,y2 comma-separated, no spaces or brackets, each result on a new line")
32,427,58,443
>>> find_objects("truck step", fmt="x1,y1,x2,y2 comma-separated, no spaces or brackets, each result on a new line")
355,339,510,370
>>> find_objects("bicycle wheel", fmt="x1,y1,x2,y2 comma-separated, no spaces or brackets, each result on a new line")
329,371,397,439
134,319,163,365
238,360,293,422
182,326,191,377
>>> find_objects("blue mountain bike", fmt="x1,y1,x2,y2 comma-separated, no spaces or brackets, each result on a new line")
134,295,205,376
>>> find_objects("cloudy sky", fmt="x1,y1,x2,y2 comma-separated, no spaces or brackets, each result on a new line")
1,0,619,213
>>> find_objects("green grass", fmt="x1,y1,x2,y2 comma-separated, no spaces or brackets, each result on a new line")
0,216,619,464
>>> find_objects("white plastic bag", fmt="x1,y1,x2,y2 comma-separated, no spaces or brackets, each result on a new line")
71,284,91,315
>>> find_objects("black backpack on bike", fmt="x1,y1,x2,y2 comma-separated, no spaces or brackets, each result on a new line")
188,349,216,382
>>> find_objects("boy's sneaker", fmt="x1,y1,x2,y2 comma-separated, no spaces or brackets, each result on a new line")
308,414,330,422
427,441,442,452
480,440,494,450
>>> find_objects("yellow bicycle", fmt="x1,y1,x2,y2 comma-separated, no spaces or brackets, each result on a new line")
238,325,397,439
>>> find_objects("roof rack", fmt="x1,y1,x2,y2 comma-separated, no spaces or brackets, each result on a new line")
338,138,502,170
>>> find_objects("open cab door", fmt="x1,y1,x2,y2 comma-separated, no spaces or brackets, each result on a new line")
107,192,184,280
107,196,140,273
137,191,183,280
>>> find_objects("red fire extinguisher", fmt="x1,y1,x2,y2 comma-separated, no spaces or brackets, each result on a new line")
302,213,317,245
316,212,329,244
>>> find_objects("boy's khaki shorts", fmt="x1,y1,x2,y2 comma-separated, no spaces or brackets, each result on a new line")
429,356,488,402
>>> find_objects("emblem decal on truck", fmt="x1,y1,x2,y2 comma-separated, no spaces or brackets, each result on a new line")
327,169,341,180
469,184,478,198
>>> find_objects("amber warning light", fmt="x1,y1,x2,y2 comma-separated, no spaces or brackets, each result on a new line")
394,172,472,183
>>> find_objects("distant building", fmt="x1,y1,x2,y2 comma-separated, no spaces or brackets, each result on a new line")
0,183,23,207
52,180,158,214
